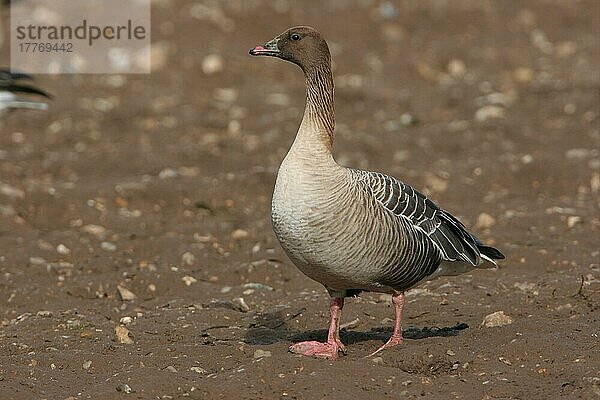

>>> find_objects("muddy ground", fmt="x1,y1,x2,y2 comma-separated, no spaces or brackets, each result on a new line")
1,1,599,399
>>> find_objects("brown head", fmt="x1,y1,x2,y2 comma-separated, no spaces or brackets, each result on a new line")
249,26,331,73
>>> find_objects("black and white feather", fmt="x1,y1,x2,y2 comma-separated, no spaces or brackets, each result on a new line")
351,170,505,268
0,68,50,116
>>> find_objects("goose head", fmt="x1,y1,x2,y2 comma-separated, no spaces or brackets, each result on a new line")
249,26,330,72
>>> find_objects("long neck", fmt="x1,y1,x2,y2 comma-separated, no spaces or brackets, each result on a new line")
294,62,335,155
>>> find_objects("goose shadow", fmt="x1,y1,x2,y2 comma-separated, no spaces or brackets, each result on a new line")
243,308,469,345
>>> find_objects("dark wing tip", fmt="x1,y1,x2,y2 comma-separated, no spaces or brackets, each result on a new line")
6,83,51,99
478,244,505,260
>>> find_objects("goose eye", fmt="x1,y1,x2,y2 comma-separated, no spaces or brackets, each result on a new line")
291,33,301,41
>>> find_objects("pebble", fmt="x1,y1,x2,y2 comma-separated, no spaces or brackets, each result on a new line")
115,325,134,344
476,213,496,229
231,229,249,240
242,282,274,291
119,316,134,325
475,105,506,122
214,88,238,104
101,242,117,252
165,365,178,373
36,310,53,317
182,252,195,266
514,67,534,83
232,297,250,312
116,383,133,393
81,224,107,239
447,59,466,77
190,366,207,374
56,244,71,255
158,168,178,180
0,183,25,199
30,256,47,265
371,356,384,364
423,173,448,193
82,360,92,370
220,286,232,293
481,311,513,327
117,285,137,301
253,349,272,359
182,276,197,286
399,113,418,126
378,1,397,19
567,216,582,229
565,148,592,160
202,54,224,75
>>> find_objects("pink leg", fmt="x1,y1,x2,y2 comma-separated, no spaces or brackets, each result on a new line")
368,292,404,357
290,297,346,359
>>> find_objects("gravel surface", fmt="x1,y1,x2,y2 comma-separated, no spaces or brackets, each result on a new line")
1,1,599,399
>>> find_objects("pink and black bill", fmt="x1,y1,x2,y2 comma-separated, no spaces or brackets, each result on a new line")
249,40,281,57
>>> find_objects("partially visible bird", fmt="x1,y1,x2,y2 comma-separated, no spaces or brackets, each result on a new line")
0,68,50,117
249,26,505,359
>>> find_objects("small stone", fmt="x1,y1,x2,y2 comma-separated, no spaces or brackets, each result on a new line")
117,285,137,301
521,154,534,164
371,356,384,364
116,383,133,393
242,282,274,291
567,216,582,229
447,59,466,77
0,183,25,199
101,242,117,252
82,360,92,370
182,252,195,266
446,350,456,356
232,297,250,312
476,213,496,229
115,325,134,344
119,316,134,325
378,293,392,303
514,67,534,83
565,148,590,160
182,276,197,286
165,365,178,373
423,173,448,193
202,54,224,75
475,105,506,122
81,224,107,239
253,349,272,359
399,113,418,126
36,310,53,317
190,366,207,374
30,257,47,265
158,168,178,180
56,244,71,255
231,229,249,240
214,88,238,104
481,311,513,328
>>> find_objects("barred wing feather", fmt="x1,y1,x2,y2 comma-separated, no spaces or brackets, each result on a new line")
353,170,481,266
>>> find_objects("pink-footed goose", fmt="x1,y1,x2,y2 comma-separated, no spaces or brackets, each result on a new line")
249,26,504,359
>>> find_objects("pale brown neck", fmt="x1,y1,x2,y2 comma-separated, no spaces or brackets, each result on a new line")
302,62,335,149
